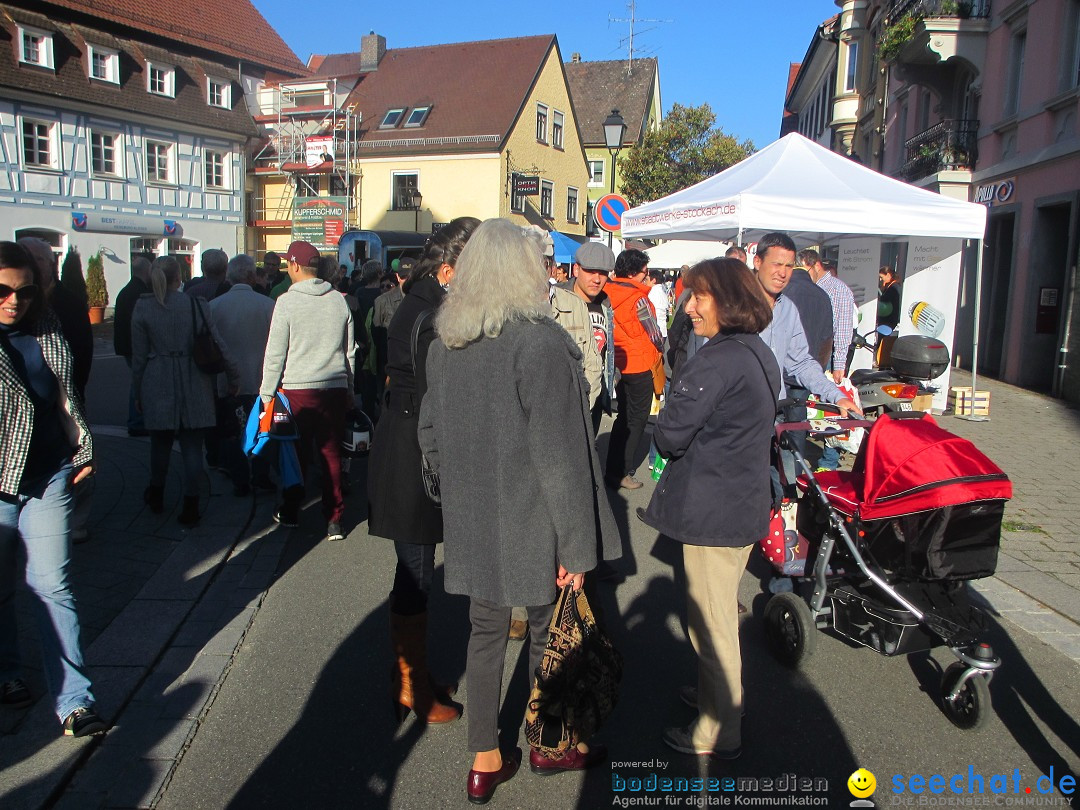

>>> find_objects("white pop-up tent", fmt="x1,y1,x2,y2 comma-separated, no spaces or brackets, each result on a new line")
621,133,990,415
645,239,733,269
621,133,986,243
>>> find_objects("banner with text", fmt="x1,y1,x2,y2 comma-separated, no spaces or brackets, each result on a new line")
837,237,882,376
898,238,963,411
292,196,347,251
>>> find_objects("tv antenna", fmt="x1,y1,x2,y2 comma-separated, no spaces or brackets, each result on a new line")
609,0,671,73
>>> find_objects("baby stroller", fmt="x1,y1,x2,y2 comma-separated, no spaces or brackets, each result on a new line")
761,410,1012,730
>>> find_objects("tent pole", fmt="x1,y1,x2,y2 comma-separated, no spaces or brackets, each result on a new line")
958,238,989,422
737,227,744,249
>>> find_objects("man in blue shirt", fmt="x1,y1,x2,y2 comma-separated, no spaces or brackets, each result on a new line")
754,233,859,495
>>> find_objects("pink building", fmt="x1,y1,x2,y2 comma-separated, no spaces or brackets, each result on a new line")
793,0,1080,400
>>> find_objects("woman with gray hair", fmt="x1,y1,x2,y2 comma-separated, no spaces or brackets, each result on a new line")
418,217,620,803
132,256,239,525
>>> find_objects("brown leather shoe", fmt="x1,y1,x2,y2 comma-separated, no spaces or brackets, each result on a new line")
467,747,521,804
508,619,528,641
529,743,607,775
619,475,643,490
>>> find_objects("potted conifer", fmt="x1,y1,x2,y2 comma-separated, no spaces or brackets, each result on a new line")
85,250,108,324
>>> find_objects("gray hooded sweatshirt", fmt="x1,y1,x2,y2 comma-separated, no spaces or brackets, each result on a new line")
259,278,354,400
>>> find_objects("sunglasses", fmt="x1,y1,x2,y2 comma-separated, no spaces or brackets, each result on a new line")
0,283,38,302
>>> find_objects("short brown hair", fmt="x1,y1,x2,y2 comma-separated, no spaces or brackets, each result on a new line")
683,258,772,334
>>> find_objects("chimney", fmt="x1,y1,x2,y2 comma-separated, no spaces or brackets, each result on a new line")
571,52,581,63
360,32,386,72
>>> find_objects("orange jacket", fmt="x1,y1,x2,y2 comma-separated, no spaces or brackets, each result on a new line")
605,278,661,375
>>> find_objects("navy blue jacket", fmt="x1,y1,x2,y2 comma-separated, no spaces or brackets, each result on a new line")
641,332,780,547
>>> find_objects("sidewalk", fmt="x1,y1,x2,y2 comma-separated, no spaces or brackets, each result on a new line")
0,428,286,810
938,369,1080,661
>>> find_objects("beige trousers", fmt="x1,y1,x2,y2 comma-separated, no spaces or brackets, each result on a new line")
684,542,752,752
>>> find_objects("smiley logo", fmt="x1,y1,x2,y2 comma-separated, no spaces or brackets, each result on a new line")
848,768,877,798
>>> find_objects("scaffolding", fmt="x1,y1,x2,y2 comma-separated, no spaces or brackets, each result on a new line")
250,77,362,231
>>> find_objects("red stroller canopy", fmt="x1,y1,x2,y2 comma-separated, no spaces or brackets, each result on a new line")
848,413,1011,520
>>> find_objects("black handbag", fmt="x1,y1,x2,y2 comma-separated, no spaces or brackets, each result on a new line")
190,297,227,375
524,585,623,759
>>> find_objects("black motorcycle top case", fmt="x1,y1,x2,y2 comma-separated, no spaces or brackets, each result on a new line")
889,335,949,379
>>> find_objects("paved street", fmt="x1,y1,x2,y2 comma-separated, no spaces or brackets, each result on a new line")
1,343,1077,809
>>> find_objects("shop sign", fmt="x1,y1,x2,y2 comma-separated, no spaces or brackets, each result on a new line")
71,211,180,236
973,178,1015,207
513,174,540,195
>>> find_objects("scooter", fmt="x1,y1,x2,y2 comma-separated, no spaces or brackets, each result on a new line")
847,326,950,417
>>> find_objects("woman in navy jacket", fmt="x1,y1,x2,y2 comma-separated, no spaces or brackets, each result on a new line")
640,258,780,760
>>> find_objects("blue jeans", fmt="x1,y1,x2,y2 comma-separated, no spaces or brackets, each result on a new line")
0,464,96,721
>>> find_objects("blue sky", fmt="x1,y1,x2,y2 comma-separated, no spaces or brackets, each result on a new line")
256,0,838,150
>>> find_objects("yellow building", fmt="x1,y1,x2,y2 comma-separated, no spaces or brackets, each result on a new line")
249,34,591,268
564,56,662,237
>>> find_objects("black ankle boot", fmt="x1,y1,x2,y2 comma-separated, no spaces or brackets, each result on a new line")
178,495,200,526
143,485,164,514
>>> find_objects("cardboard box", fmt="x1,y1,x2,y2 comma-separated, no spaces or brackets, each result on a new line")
909,393,934,412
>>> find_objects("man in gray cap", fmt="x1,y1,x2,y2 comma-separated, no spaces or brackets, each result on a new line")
568,242,616,434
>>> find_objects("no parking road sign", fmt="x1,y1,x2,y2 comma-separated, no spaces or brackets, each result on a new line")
595,193,629,234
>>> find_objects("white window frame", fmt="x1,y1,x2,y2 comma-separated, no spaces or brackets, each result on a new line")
391,171,419,211
552,109,564,149
536,103,548,143
204,149,227,190
587,159,605,187
566,186,578,224
89,130,123,177
147,62,176,97
18,25,54,70
206,77,231,109
404,106,431,128
145,139,175,184
844,40,859,93
88,45,119,84
380,108,405,128
540,179,554,218
20,117,59,170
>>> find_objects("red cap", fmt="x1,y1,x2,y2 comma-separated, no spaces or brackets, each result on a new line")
285,240,320,269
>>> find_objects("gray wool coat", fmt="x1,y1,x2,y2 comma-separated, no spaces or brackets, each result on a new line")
418,318,622,607
131,290,240,431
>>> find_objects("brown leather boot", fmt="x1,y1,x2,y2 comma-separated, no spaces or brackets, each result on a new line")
389,611,461,725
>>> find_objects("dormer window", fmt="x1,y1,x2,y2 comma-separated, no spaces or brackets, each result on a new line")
380,108,406,128
19,25,54,70
207,77,231,109
88,46,119,84
404,106,431,128
147,62,175,97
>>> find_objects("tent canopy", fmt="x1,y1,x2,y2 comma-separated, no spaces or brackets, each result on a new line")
621,133,987,244
645,239,733,269
550,230,585,265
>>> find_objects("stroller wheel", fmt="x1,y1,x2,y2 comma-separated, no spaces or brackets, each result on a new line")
940,663,990,731
764,592,816,668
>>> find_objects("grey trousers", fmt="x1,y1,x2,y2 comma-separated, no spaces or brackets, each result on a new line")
466,597,555,752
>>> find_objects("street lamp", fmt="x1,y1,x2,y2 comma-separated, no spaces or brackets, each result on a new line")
410,188,423,233
602,108,626,248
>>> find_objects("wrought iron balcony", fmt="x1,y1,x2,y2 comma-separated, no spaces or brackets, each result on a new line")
900,119,979,180
888,0,991,20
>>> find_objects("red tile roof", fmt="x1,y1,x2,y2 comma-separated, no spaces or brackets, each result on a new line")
34,0,306,75
564,57,658,147
311,35,557,156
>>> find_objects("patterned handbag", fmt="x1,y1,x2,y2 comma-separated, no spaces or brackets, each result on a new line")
524,584,623,759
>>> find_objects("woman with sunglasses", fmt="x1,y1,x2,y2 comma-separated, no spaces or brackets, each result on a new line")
0,241,105,737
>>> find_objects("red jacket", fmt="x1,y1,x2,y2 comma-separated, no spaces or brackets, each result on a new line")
604,278,661,375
